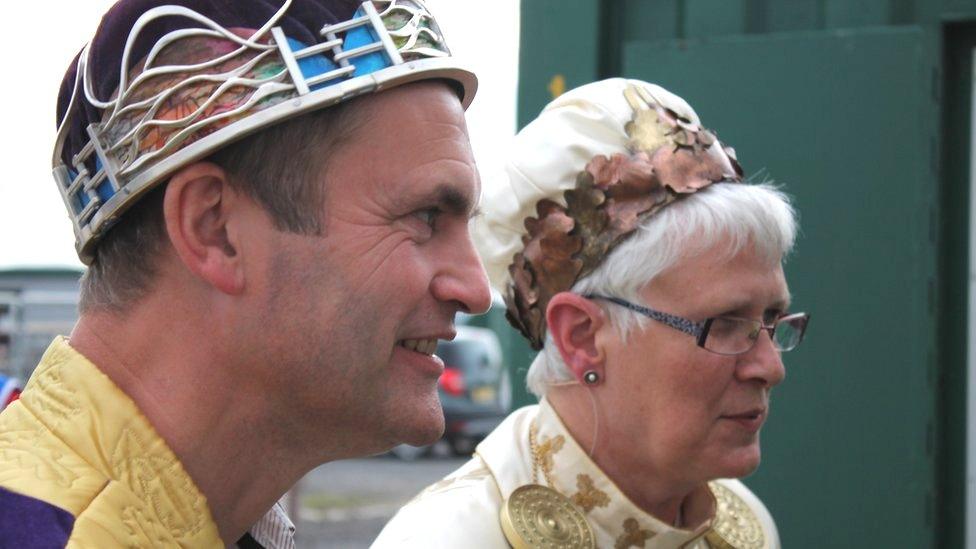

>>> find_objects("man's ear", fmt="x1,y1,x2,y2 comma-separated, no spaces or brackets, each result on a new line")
546,292,607,382
162,162,246,295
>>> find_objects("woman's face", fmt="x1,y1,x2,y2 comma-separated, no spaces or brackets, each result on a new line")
597,242,790,488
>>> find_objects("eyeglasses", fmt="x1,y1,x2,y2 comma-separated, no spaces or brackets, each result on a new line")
587,295,810,356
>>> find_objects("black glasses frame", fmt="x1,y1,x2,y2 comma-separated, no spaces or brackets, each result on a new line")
586,294,810,355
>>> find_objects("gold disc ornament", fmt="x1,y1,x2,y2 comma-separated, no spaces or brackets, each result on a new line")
703,481,765,549
500,484,595,549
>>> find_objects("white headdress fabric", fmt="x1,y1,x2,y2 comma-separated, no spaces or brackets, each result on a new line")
473,78,701,294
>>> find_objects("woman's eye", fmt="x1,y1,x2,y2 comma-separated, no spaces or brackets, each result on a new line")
763,309,784,324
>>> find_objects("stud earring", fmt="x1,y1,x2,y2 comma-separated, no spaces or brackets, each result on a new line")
583,371,600,385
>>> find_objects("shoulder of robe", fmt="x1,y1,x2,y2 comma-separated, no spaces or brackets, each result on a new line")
371,455,510,548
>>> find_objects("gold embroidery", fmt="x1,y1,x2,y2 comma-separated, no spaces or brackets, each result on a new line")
571,473,610,513
528,423,565,487
704,482,764,549
536,434,564,474
113,427,210,541
26,357,82,424
615,517,655,548
534,431,564,480
414,462,491,501
122,504,173,547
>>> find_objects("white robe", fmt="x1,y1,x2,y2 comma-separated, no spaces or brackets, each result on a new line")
374,400,780,549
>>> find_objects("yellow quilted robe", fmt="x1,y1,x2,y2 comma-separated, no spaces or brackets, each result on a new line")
0,337,223,547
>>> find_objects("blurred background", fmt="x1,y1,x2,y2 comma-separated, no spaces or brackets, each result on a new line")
5,0,976,548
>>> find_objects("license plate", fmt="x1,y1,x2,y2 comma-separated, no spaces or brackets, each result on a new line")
472,386,496,403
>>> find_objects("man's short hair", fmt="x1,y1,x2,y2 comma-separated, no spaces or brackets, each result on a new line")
79,101,363,312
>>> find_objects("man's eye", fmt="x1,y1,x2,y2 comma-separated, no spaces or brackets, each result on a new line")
414,208,440,228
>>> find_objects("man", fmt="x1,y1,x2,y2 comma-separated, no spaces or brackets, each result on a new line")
375,79,807,547
0,1,489,547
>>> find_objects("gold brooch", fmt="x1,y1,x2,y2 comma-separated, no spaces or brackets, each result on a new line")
703,482,765,549
500,484,596,549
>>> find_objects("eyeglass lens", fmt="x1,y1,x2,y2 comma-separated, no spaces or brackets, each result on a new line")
704,315,807,355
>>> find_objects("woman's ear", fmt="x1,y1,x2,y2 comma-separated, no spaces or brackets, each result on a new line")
546,292,608,383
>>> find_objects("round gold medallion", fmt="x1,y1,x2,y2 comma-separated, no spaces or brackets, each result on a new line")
500,484,595,549
704,482,765,549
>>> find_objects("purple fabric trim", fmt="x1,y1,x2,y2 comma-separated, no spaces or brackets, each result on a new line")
0,486,74,548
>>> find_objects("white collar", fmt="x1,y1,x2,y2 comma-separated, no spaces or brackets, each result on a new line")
476,400,766,548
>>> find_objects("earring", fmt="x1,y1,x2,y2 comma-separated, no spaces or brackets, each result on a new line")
583,371,600,385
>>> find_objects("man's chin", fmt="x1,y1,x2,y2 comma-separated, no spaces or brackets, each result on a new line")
388,398,445,448
398,421,445,447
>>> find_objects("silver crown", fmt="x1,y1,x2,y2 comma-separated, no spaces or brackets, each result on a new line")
53,0,477,264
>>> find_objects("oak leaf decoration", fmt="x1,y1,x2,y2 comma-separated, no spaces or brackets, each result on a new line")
504,84,744,348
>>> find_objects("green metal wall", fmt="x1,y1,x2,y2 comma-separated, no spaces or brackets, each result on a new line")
514,0,976,546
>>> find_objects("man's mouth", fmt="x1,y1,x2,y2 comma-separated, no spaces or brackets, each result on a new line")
397,338,439,356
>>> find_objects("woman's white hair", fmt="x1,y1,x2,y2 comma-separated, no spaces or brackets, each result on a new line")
525,182,798,397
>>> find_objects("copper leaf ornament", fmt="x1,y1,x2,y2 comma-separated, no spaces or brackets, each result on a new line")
503,84,745,348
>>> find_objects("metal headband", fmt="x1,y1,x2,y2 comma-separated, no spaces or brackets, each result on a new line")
53,0,477,264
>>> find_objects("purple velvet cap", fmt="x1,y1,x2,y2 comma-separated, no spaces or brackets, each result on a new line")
56,0,361,168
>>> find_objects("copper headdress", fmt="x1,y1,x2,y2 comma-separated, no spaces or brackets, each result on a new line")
500,82,743,349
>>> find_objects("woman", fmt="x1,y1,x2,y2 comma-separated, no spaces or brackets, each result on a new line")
374,78,808,549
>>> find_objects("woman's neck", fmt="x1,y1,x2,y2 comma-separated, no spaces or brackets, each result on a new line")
546,390,715,529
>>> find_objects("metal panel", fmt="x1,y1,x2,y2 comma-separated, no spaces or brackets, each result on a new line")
824,0,890,27
762,0,824,31
517,0,602,128
685,0,747,38
889,0,916,24
946,0,976,18
621,0,680,41
623,28,933,548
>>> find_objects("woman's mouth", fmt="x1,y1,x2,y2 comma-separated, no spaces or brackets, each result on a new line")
721,409,766,433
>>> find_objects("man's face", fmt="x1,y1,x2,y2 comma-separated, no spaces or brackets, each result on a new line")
599,242,789,486
248,83,490,457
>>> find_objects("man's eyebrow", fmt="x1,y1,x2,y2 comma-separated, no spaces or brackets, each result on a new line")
429,184,477,217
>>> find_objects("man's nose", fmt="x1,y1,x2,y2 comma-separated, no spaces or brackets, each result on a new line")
431,233,491,315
